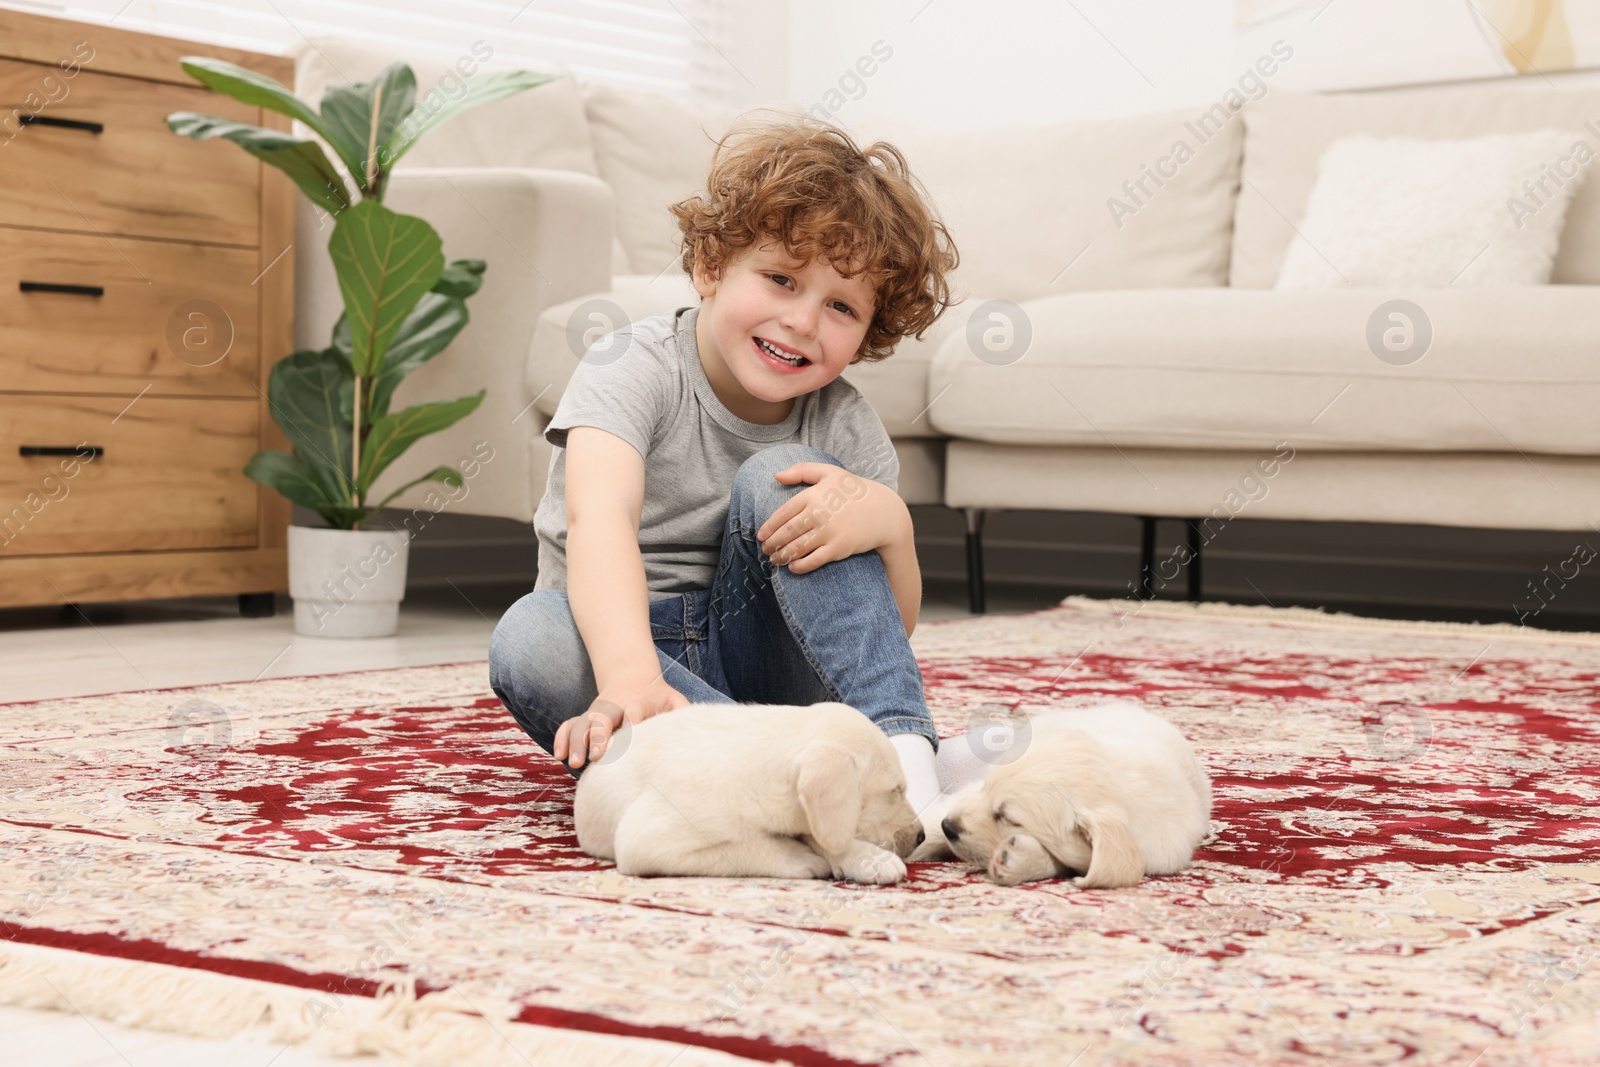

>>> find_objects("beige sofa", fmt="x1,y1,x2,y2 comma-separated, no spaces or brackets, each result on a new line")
291,39,1600,613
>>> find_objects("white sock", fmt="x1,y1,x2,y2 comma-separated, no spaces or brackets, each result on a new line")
934,728,995,794
889,732,942,814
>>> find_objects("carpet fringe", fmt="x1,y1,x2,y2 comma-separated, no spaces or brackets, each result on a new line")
1060,594,1600,646
0,940,776,1067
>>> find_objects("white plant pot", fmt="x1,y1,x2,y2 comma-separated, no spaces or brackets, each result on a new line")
287,524,411,638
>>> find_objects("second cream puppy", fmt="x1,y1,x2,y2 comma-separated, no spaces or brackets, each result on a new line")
920,701,1212,888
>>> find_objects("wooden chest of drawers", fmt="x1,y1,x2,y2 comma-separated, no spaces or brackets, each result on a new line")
0,10,295,612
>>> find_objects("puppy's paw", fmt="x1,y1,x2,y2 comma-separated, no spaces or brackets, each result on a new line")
789,850,835,880
835,841,907,885
989,833,1060,886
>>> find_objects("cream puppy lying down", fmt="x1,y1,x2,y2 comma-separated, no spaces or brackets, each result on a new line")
574,702,926,884
916,700,1212,888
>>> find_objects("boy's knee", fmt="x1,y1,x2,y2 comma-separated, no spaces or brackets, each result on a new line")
488,590,592,715
490,590,563,670
732,445,842,513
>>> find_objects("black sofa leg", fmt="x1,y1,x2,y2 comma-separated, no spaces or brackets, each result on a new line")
963,507,987,615
239,592,276,618
1138,515,1156,599
1186,519,1202,602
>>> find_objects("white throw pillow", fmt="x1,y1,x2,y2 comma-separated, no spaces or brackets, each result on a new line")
581,83,742,277
1275,130,1587,288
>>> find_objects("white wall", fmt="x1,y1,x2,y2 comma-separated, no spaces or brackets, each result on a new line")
779,0,1600,130
721,1,792,109
1235,0,1600,94
785,0,1236,130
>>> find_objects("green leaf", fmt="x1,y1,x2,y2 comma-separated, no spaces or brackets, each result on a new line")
296,503,373,530
315,502,375,530
167,112,351,213
372,465,466,511
330,313,353,366
177,56,370,187
434,259,486,299
328,200,444,377
358,261,483,417
243,449,339,510
243,451,369,530
379,70,555,169
178,57,323,129
318,62,417,196
266,348,356,507
329,291,470,423
358,391,486,490
368,292,470,419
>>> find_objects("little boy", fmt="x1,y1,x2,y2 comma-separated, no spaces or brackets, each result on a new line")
487,115,959,812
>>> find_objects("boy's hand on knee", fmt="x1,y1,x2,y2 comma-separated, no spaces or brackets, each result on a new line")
760,465,908,574
553,678,690,769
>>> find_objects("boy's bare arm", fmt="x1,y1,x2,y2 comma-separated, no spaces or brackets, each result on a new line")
555,427,691,769
565,427,660,690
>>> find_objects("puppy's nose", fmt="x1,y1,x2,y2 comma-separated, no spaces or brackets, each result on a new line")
941,816,960,840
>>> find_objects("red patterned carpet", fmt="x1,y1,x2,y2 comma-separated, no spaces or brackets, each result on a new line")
2,596,1599,1066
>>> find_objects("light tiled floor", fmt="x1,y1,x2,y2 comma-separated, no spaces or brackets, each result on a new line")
0,585,504,705
0,1002,343,1067
0,579,1051,1065
0,580,1054,704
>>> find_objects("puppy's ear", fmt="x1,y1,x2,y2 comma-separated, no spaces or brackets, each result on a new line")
795,742,861,857
1075,804,1144,889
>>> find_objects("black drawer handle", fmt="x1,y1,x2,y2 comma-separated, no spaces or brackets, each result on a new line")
19,115,104,134
20,446,103,457
20,282,104,297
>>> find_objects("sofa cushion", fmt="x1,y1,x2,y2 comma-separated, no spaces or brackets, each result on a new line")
1275,130,1586,288
926,287,1600,455
1232,87,1600,288
581,83,741,276
528,275,966,440
854,108,1242,304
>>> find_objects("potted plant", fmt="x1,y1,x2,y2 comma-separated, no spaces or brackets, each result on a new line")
167,57,551,637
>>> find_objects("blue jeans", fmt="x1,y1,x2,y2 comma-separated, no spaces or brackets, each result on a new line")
488,444,937,778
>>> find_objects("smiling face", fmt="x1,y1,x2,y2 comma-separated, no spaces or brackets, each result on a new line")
692,241,879,425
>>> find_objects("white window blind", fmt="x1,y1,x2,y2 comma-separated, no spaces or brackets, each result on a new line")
0,0,736,100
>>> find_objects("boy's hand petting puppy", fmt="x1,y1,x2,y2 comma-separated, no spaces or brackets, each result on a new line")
553,676,690,770
759,464,908,572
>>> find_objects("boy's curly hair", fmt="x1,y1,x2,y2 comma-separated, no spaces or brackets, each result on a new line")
669,113,959,364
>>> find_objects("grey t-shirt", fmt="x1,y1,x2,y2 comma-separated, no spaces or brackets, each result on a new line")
533,304,900,602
